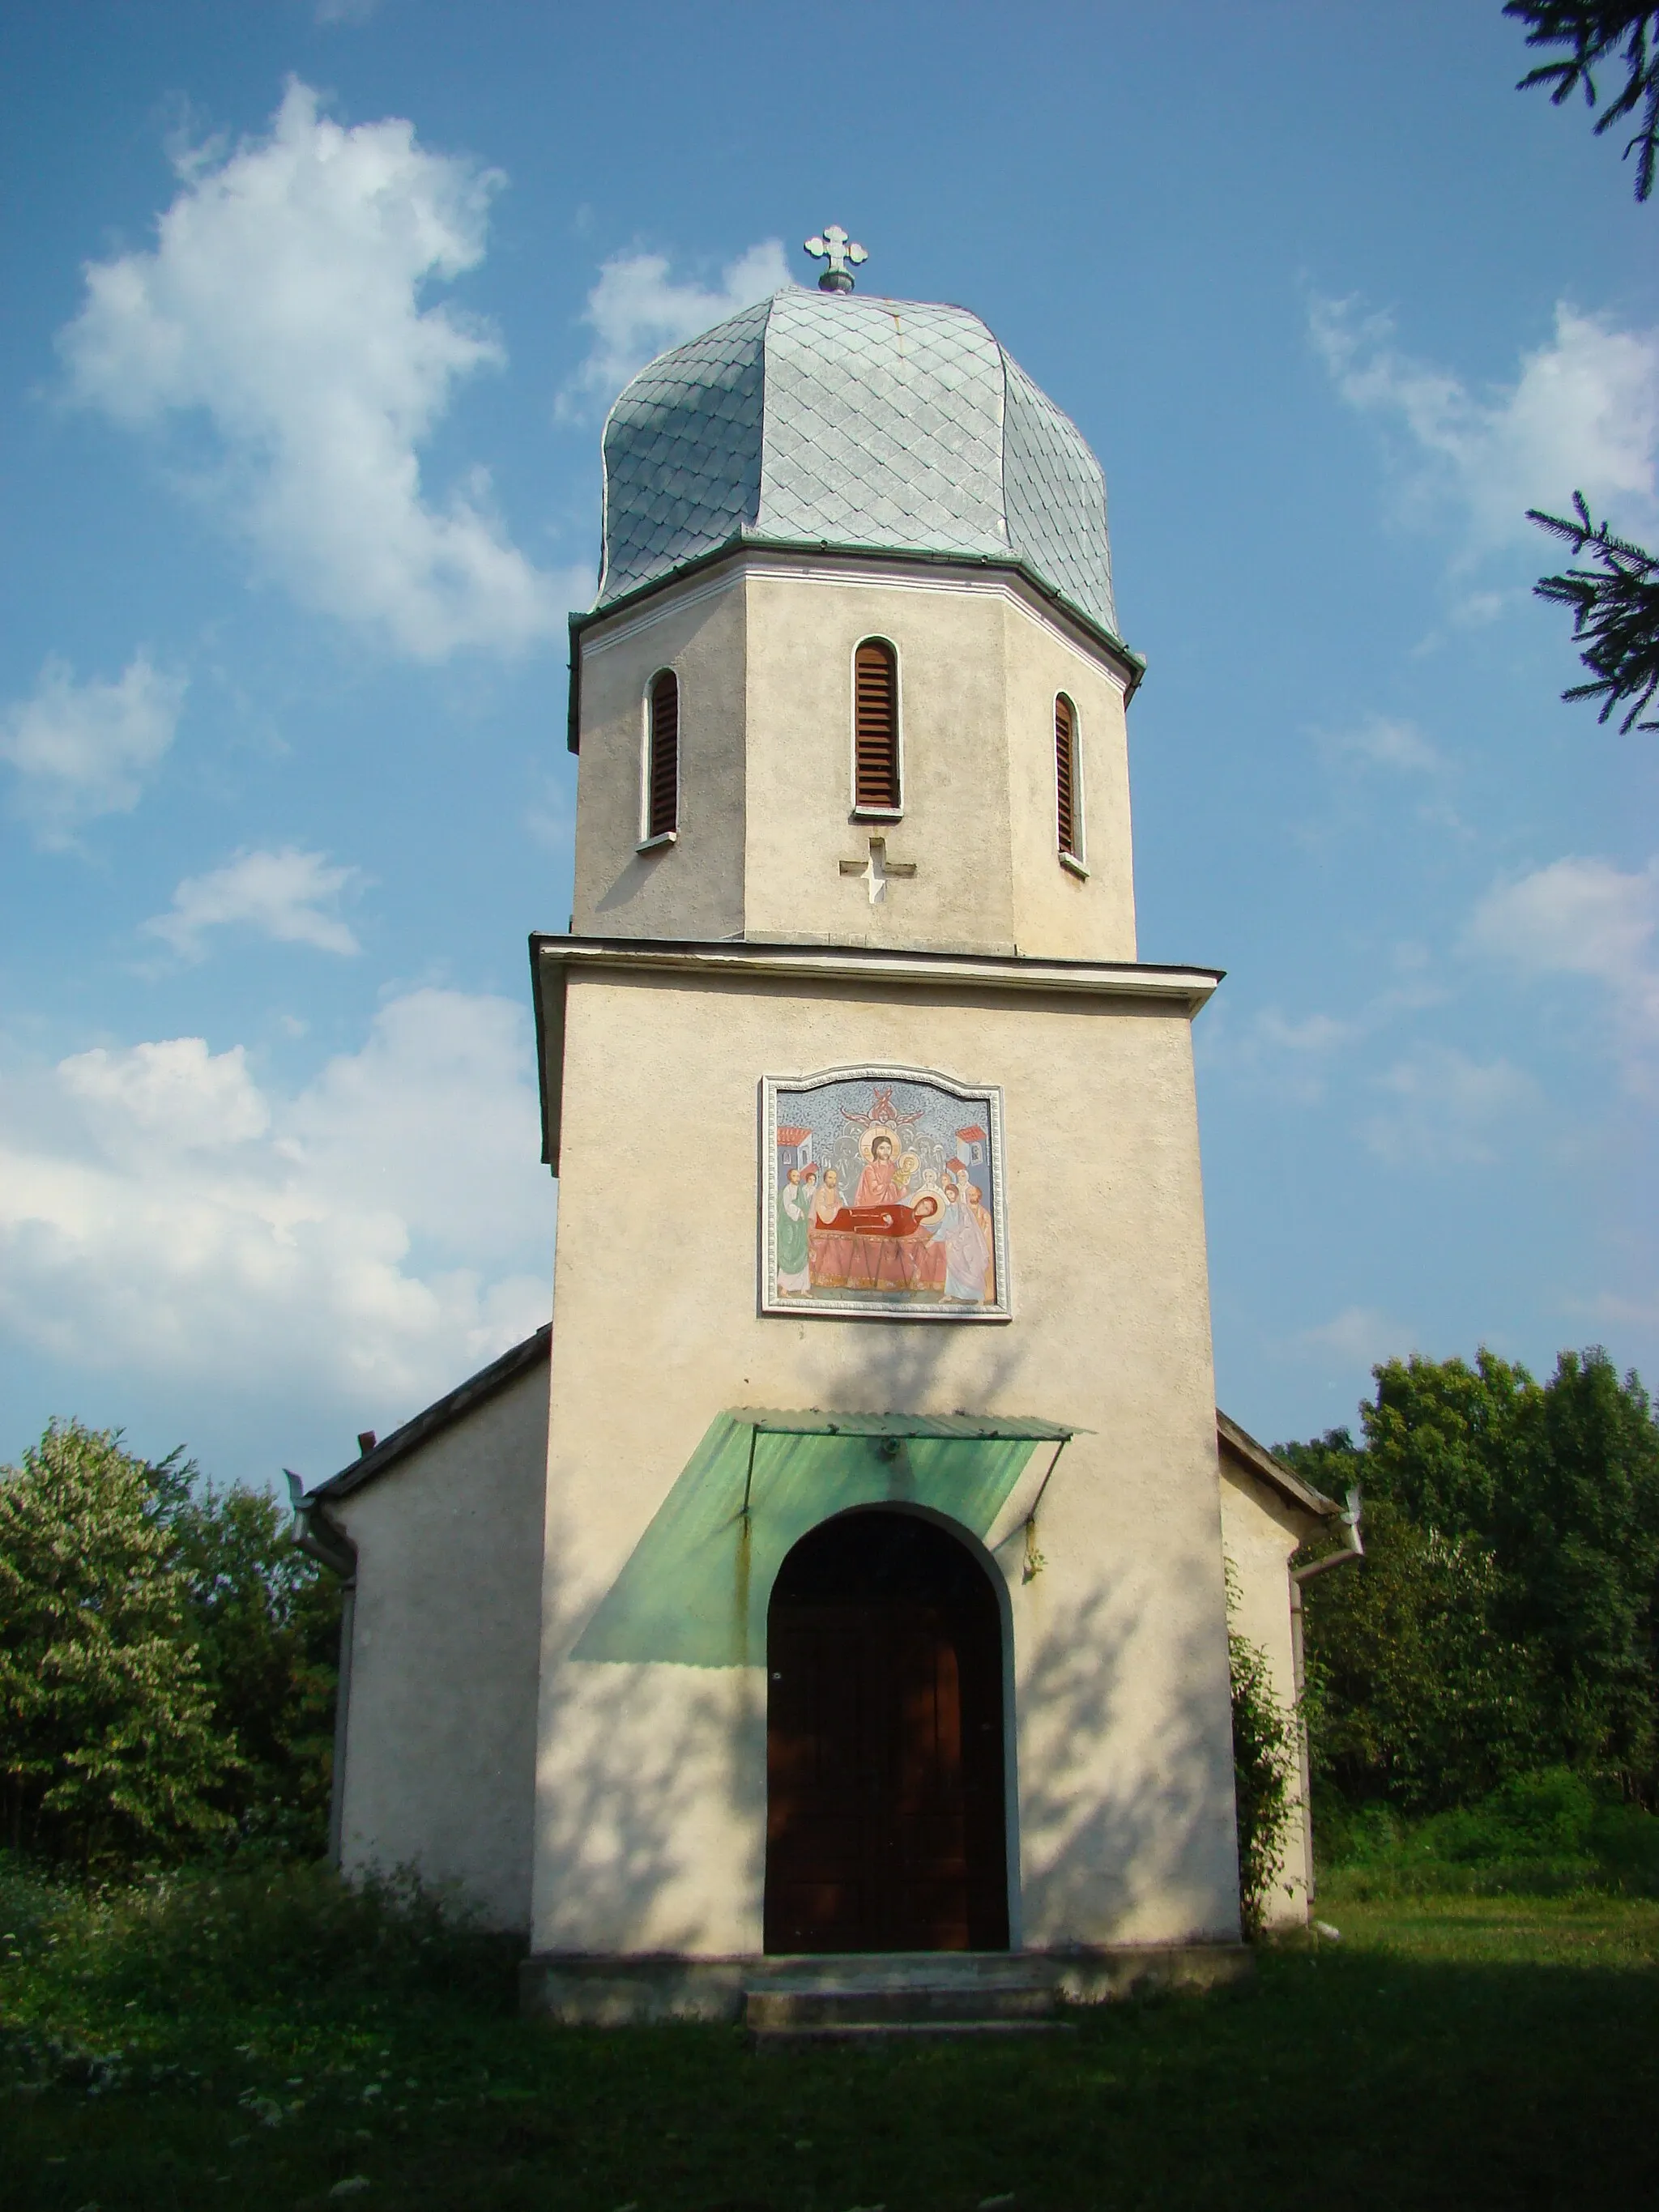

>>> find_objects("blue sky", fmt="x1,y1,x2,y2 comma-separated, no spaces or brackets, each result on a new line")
2,0,1655,1487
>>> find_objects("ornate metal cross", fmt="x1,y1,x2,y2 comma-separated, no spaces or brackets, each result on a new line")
804,224,868,293
839,834,915,906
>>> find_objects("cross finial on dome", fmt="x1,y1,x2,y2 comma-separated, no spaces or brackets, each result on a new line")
804,224,868,293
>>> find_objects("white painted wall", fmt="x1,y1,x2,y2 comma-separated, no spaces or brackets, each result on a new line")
571,554,1136,961
332,1357,550,1933
531,960,1239,1960
1218,1451,1315,1927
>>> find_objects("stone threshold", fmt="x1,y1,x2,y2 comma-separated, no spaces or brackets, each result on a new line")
519,1941,1252,2026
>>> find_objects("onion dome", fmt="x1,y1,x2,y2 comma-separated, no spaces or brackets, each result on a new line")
596,288,1120,645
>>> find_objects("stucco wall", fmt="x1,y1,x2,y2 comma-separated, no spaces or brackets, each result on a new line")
531,961,1237,1960
1218,1451,1313,1926
570,555,1136,962
573,573,747,941
333,1357,550,1933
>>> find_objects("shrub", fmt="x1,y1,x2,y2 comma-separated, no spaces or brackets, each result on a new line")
1228,1600,1299,1937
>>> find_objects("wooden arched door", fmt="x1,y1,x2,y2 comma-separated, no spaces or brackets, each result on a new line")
764,1509,1009,1954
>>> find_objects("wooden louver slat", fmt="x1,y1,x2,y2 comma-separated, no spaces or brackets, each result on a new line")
647,671,679,840
854,640,899,811
1055,693,1078,859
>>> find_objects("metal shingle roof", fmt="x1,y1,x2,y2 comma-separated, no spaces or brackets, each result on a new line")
595,288,1120,641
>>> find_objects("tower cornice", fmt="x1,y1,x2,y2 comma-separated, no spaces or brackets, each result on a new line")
566,542,1145,755
529,931,1222,1170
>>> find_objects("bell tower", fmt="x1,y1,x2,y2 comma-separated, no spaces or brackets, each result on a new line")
566,264,1143,961
526,237,1239,2012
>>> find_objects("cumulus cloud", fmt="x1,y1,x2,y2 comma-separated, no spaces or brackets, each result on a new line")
1316,714,1444,775
0,653,186,846
1469,855,1659,1075
0,989,553,1413
1295,1304,1414,1370
1362,1045,1538,1168
146,846,362,961
557,239,794,418
58,79,569,659
1311,297,1659,552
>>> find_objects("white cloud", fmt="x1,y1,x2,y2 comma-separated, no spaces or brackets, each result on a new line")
1362,1045,1538,1168
58,79,570,660
557,240,794,419
1295,1304,1413,1370
0,653,185,846
1316,714,1444,775
1311,297,1659,552
1254,1009,1358,1055
1469,855,1659,1072
145,846,362,960
0,989,553,1413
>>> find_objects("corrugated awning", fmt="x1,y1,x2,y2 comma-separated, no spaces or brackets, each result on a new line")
570,1409,1073,1669
729,1408,1077,1443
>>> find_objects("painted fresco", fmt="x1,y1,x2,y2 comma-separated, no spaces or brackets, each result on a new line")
762,1068,1009,1319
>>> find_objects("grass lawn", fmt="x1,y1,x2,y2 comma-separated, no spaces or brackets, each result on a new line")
4,1869,1658,2211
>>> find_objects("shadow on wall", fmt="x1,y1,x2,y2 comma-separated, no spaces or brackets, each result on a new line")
535,1295,1239,1950
1015,1577,1241,1946
532,1549,767,1956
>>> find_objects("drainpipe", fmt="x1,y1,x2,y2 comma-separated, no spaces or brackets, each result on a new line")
284,1470,360,1869
1288,1489,1363,1903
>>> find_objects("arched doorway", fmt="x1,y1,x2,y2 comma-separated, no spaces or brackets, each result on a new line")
764,1509,1009,1954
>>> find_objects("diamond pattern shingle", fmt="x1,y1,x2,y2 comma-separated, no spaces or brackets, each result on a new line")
595,288,1119,641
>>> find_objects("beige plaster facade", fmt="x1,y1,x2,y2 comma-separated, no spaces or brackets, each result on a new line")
292,316,1361,2005
570,554,1137,961
528,941,1242,1973
326,1350,549,1932
1216,1421,1336,1927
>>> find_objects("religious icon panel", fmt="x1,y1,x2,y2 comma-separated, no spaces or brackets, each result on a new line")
761,1068,1010,1321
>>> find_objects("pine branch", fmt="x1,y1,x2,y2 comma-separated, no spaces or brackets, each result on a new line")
1506,4,1659,198
1529,492,1659,732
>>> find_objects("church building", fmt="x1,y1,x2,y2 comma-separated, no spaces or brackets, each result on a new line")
293,232,1357,2028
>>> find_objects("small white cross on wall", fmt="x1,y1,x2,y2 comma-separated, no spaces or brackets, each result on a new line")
839,834,916,906
804,224,868,292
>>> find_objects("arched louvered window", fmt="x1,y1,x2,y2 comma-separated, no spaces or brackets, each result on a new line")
853,639,901,813
1055,693,1082,864
643,669,679,843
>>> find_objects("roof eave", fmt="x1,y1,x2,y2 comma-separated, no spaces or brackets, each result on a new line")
567,539,1144,752
1216,1409,1338,1520
308,1323,552,1505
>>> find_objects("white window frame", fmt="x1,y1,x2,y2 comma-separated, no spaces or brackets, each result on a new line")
638,664,680,852
1055,689,1088,878
848,634,904,821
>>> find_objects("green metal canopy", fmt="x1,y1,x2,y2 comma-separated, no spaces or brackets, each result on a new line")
571,1409,1073,1670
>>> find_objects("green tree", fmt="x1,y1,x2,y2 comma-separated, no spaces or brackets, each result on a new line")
1283,1348,1659,1810
171,1482,339,1855
0,1421,230,1865
1503,15,1659,729
1528,496,1659,733
1508,5,1659,200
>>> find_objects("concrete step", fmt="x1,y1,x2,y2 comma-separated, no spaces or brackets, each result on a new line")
744,1956,1071,2046
753,2017,1073,2048
747,1981,1054,2030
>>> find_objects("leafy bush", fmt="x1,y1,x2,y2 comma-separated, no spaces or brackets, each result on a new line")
1227,1586,1300,1937
0,1851,519,2058
0,1420,340,1870
1314,1771,1659,1900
